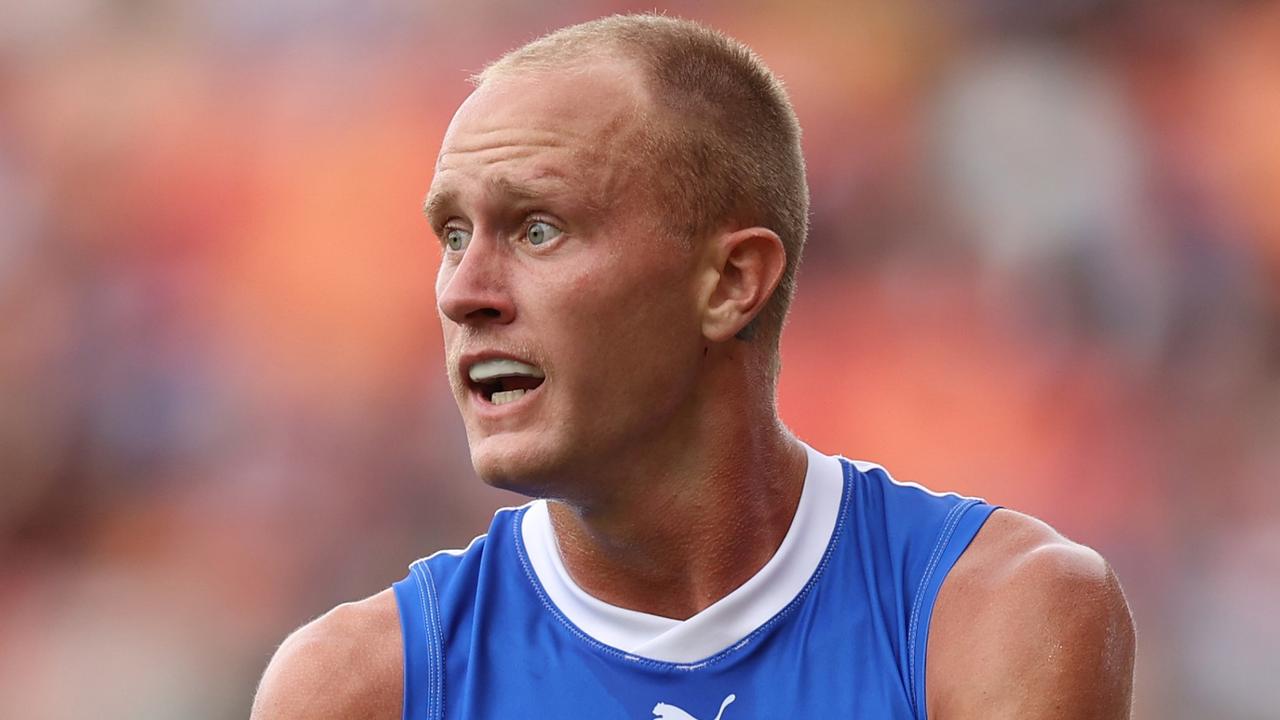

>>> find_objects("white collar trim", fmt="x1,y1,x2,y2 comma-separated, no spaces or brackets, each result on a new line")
520,443,845,665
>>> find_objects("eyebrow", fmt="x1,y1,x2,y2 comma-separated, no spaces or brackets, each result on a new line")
421,187,459,228
423,175,570,227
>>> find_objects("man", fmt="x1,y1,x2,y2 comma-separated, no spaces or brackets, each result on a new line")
252,14,1135,719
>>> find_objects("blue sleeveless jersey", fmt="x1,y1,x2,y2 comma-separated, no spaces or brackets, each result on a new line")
393,458,996,719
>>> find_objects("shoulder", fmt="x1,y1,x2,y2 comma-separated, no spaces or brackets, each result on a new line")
250,588,403,720
926,509,1135,719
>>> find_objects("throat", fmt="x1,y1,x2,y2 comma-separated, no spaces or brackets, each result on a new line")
543,447,807,620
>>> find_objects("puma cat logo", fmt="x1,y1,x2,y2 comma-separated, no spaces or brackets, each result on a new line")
651,693,736,720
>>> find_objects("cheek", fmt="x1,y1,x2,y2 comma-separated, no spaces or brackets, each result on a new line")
554,257,702,383
561,254,695,332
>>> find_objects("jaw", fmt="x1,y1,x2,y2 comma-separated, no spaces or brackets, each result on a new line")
460,390,622,501
465,427,572,497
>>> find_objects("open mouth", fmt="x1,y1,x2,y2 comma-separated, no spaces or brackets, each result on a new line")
467,358,546,406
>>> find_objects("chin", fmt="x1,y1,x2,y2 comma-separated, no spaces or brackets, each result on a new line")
467,434,567,498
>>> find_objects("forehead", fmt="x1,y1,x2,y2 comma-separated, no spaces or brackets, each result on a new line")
426,62,651,216
446,60,647,154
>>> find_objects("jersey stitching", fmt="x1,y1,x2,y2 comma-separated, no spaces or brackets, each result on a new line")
424,563,445,720
510,459,857,671
411,560,445,720
906,498,977,719
407,562,432,720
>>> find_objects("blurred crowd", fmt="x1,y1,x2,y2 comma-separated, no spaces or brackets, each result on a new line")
0,1,1276,718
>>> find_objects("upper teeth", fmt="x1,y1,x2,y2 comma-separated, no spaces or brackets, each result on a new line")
468,358,544,382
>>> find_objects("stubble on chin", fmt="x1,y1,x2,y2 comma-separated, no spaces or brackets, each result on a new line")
467,435,561,498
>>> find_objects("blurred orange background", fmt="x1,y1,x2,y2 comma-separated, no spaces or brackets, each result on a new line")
1,1,1277,718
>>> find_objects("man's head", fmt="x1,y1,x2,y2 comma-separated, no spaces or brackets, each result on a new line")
477,15,809,346
426,15,809,494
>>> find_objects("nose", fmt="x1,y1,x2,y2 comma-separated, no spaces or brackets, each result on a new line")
436,236,516,326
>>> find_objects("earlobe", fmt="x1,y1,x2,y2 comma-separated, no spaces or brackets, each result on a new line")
700,226,786,343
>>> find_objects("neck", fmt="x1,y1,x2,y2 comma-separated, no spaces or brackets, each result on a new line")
546,370,807,620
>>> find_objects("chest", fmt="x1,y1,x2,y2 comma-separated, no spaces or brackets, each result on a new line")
433,594,916,720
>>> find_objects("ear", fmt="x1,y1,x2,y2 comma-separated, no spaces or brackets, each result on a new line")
698,226,787,343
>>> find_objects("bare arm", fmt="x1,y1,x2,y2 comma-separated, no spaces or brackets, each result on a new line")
927,510,1136,719
251,589,403,720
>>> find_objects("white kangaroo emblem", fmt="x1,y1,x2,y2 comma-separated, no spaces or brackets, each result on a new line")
652,693,736,720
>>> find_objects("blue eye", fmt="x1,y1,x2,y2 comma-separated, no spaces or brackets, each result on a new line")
526,221,562,246
444,227,471,251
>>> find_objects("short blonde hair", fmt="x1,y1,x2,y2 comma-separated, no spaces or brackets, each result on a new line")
476,14,809,356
